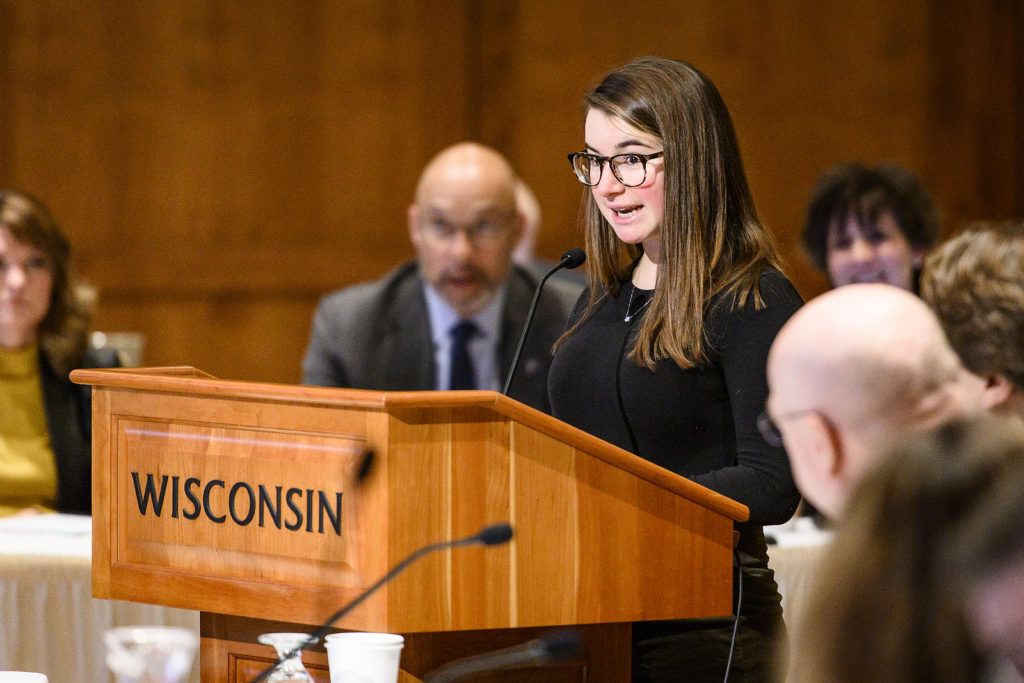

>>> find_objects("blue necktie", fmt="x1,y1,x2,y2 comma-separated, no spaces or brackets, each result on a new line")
449,320,478,390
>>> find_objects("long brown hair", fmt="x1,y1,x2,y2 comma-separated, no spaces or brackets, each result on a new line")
0,189,96,374
563,57,784,369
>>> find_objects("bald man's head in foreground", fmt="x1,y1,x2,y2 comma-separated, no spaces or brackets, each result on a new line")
408,142,523,318
766,284,985,518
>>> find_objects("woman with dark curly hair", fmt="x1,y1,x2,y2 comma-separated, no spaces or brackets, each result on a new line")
802,162,940,292
0,189,119,515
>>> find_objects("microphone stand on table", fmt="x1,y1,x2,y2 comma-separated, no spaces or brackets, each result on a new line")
249,523,514,683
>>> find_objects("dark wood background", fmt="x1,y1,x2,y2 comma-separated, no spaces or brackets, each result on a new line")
2,1,1021,384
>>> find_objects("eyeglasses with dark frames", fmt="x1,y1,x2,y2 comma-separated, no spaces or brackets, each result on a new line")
756,408,822,448
420,215,516,247
567,151,664,187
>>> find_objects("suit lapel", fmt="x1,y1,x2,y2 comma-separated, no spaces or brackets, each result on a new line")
377,267,436,390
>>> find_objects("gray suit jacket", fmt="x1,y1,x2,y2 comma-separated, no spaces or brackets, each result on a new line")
301,261,579,412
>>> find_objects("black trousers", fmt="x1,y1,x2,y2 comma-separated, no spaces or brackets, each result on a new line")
631,561,787,683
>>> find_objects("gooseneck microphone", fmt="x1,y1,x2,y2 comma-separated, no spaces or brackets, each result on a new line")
423,629,583,682
502,248,586,396
250,522,514,683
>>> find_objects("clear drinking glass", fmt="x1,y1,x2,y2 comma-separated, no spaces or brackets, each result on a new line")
257,633,316,682
103,626,198,683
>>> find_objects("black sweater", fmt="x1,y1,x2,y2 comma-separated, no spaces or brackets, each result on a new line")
548,269,802,527
548,269,803,680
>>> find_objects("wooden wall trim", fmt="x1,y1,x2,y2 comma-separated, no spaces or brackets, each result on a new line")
2,2,1021,384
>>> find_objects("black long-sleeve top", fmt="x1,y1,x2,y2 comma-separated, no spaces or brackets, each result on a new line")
548,269,803,527
549,269,804,680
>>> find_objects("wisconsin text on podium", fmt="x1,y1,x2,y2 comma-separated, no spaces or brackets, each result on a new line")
130,472,344,535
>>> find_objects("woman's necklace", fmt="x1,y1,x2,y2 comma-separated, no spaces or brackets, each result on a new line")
624,284,653,322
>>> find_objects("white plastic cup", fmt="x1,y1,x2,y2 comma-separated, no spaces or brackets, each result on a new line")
324,632,404,683
0,674,49,682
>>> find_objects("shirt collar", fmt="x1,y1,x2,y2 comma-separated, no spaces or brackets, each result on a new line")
423,280,506,344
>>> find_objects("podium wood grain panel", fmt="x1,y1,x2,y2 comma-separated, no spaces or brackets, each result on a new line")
74,367,747,681
205,613,623,682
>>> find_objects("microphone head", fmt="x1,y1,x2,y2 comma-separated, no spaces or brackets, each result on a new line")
355,448,376,484
538,629,582,661
476,523,514,546
559,248,586,269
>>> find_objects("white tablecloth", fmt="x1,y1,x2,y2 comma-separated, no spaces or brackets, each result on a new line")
765,516,831,622
765,517,832,682
0,514,200,683
0,513,828,682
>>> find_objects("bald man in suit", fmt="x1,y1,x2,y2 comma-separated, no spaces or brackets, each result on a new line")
302,142,578,411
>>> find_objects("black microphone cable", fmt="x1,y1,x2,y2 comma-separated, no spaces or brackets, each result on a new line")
615,314,642,458
722,546,743,683
502,248,586,396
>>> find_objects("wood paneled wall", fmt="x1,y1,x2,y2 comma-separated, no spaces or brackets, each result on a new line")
2,1,1021,384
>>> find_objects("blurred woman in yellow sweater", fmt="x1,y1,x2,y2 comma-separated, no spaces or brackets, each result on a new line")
0,189,118,516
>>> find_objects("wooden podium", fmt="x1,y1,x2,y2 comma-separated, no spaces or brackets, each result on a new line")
71,367,748,682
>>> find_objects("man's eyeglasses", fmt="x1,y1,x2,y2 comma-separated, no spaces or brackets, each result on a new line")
567,151,664,187
756,408,821,448
421,217,514,247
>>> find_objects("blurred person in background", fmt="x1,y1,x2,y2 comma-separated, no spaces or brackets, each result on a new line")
792,165,941,525
791,415,1024,682
921,221,1024,421
512,178,585,293
764,283,984,520
801,162,940,292
302,142,577,411
0,189,119,516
